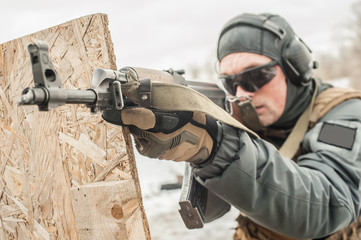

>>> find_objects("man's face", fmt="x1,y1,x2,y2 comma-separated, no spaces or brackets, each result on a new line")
220,52,287,127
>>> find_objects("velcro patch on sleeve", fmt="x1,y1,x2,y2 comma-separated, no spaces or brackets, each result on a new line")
318,122,357,150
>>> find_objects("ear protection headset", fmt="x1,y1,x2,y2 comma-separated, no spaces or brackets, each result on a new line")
217,13,317,86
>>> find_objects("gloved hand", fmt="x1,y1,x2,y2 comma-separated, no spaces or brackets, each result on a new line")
102,107,218,164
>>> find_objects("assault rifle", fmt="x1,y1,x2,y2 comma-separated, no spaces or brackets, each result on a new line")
19,41,225,113
19,41,230,229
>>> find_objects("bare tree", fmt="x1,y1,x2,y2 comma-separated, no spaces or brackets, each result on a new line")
186,51,218,83
348,0,361,89
315,0,361,89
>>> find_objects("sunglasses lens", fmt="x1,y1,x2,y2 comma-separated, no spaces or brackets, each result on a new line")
221,62,277,94
241,66,276,92
222,77,237,96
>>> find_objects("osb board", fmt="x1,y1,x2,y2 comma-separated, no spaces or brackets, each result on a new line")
0,14,150,240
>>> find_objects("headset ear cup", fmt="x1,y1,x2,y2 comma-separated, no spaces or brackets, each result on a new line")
282,38,314,85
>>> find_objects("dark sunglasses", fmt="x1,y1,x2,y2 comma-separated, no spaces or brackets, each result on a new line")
219,60,278,95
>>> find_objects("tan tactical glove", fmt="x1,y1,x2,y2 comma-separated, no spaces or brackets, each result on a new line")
102,108,217,164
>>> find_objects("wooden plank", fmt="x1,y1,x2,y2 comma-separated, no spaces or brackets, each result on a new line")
70,180,146,240
0,14,150,239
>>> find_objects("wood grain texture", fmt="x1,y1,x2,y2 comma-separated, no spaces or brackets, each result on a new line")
0,13,150,240
70,180,146,240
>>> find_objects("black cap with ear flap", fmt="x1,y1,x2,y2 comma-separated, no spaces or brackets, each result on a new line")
217,13,317,86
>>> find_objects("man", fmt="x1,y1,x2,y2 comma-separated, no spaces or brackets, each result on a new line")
103,13,361,239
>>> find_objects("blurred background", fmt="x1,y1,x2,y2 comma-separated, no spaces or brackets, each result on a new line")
1,0,361,88
1,0,361,239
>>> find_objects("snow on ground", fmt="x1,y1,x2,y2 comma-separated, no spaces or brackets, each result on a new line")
134,150,240,240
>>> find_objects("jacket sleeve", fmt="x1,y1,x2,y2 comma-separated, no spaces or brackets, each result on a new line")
192,99,361,239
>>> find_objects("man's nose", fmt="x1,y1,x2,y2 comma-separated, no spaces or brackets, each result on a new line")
236,85,254,98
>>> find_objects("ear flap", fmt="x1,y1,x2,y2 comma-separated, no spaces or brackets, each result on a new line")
282,37,315,85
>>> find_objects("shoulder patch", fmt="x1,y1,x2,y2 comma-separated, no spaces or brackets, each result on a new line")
318,122,357,150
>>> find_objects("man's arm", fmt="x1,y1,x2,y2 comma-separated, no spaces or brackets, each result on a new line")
193,99,361,239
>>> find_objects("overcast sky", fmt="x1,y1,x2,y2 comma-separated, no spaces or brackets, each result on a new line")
0,0,357,75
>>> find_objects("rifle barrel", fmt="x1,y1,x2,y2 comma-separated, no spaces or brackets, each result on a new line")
65,89,97,104
19,87,97,107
